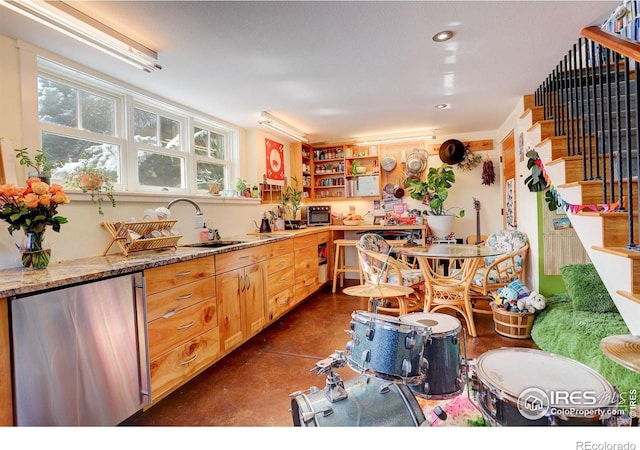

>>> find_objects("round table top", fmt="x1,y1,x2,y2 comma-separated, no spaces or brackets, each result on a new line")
600,334,640,374
343,283,414,298
396,243,503,259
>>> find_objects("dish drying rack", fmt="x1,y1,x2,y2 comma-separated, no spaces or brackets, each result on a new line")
101,220,182,256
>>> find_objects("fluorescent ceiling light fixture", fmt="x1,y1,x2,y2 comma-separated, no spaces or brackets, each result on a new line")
259,111,308,142
355,135,436,146
1,0,161,72
432,30,454,42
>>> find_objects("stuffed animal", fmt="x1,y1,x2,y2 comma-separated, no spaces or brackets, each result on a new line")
517,291,547,314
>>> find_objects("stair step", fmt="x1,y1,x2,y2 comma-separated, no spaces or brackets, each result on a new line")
578,211,639,247
557,178,637,206
536,136,567,160
593,245,640,295
527,119,555,142
616,290,640,305
520,105,545,123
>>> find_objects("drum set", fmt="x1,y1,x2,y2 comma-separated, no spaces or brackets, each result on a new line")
289,308,628,427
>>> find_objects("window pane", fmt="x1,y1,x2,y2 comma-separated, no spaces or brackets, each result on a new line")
38,77,78,128
137,150,183,188
160,116,180,149
133,108,157,145
80,91,115,136
211,132,225,159
193,127,208,156
196,161,225,190
41,132,119,182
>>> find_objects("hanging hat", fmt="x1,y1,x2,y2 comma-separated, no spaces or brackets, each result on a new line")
439,139,466,164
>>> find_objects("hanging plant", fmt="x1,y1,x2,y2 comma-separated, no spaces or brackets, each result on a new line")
456,148,482,171
524,150,548,192
481,156,495,185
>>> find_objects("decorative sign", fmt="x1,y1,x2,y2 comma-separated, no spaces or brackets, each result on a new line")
265,138,284,182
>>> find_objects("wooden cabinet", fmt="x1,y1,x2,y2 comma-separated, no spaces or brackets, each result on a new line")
215,246,268,353
265,239,295,321
293,234,321,303
145,256,220,401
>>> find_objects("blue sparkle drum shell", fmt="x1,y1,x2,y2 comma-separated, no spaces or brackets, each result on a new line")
400,312,464,399
290,375,427,427
345,311,430,384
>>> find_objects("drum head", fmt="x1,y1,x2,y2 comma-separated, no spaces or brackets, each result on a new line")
476,348,617,410
400,312,461,335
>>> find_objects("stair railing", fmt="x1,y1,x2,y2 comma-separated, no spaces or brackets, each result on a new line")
534,27,640,249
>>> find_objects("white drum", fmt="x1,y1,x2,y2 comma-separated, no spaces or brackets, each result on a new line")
400,312,464,399
473,348,619,426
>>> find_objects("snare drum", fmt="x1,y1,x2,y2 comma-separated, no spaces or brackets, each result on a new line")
346,311,430,384
400,312,464,399
473,348,619,426
290,375,426,427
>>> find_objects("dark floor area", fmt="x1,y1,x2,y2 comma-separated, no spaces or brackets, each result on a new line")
124,281,537,427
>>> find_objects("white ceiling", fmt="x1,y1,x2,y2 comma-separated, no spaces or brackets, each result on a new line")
0,1,619,144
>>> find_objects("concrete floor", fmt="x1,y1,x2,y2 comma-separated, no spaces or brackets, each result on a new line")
124,281,537,427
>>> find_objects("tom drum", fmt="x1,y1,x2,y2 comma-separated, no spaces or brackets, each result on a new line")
400,312,464,399
346,311,430,384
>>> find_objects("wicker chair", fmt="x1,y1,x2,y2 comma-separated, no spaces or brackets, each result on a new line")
355,233,423,316
469,229,529,313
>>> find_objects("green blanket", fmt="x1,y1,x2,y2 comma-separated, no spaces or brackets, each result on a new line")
531,294,640,413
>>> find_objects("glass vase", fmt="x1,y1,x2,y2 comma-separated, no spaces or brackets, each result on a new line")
20,231,51,270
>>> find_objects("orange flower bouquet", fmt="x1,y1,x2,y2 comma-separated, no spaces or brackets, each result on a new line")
0,177,69,269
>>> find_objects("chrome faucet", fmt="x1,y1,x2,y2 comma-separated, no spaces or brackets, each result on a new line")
167,198,203,215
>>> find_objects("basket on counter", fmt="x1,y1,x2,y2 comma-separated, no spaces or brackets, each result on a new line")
490,302,535,339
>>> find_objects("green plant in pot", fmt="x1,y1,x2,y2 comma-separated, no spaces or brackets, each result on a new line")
280,176,303,221
14,148,59,182
66,162,116,215
406,163,464,239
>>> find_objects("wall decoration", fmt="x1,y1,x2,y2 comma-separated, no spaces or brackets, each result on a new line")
518,132,525,162
265,138,284,183
505,178,516,229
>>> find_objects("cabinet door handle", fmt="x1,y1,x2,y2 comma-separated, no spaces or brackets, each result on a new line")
239,274,245,292
162,309,177,319
175,271,192,277
176,293,193,301
177,321,195,330
245,274,250,290
181,353,199,365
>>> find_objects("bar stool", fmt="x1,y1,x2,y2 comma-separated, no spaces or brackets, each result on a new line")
332,239,361,293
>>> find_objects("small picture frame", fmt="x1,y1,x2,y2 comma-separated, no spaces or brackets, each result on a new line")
373,216,384,225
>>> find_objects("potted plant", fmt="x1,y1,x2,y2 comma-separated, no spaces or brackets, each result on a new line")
280,176,303,221
406,163,464,239
233,178,249,197
14,148,59,182
66,162,116,215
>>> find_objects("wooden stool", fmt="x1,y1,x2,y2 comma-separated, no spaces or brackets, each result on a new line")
332,239,361,293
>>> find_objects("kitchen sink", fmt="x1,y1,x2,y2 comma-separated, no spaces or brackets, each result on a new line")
184,240,245,248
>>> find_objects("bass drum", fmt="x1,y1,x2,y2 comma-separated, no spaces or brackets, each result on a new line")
290,375,426,427
400,312,464,399
473,348,619,426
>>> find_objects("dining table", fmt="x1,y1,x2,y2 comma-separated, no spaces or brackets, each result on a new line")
396,243,504,337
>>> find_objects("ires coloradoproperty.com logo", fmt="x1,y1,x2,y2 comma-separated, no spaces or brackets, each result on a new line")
517,387,622,421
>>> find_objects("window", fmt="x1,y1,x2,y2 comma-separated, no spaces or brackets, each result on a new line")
36,58,239,195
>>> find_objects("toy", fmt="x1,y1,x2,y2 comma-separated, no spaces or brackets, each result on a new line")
517,291,547,314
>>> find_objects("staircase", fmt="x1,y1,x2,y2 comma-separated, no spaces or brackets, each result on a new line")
521,27,640,334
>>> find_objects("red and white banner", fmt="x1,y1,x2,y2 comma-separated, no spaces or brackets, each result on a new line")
265,138,284,183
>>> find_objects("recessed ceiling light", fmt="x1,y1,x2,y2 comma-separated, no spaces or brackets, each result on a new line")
434,103,449,110
432,30,454,42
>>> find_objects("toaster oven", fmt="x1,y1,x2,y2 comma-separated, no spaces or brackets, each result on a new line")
301,205,332,226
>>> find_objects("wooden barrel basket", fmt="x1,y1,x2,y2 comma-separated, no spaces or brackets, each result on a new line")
490,302,535,339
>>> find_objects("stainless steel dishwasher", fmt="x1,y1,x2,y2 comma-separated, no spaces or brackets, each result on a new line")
10,272,150,426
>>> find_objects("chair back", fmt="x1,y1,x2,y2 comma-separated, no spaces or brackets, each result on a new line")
484,229,528,269
357,233,393,284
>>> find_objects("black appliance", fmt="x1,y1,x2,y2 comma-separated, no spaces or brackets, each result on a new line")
301,205,332,226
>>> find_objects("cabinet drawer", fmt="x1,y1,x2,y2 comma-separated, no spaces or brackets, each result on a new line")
266,239,293,258
268,286,295,321
293,234,318,250
295,274,320,302
295,246,318,273
145,257,215,295
267,266,295,295
215,246,268,273
146,277,215,322
150,327,221,401
316,231,331,244
266,253,294,274
148,299,218,359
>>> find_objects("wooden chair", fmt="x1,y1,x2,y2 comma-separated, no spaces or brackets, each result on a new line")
469,229,529,314
355,233,423,316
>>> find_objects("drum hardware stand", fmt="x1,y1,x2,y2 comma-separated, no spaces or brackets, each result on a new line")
311,351,349,404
